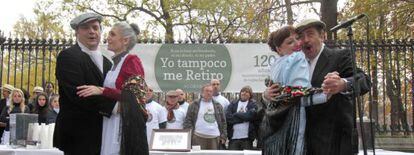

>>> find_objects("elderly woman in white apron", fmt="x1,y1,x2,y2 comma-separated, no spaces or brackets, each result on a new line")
77,22,148,155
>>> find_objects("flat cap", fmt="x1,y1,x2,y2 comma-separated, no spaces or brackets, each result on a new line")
295,19,326,33
33,86,44,93
1,84,14,91
70,13,103,29
166,90,179,97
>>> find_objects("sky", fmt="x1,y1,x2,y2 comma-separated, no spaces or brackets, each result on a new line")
0,0,347,37
0,0,36,36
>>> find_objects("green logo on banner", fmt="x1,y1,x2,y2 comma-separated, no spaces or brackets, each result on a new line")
155,44,232,92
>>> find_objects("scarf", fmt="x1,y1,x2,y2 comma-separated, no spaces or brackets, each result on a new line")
166,102,179,121
119,76,149,155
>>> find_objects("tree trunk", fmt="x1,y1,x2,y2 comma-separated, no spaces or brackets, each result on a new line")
261,0,271,39
160,0,174,42
385,68,399,135
320,0,338,40
284,0,293,25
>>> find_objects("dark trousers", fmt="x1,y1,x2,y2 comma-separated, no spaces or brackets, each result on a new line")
0,127,4,143
228,138,252,150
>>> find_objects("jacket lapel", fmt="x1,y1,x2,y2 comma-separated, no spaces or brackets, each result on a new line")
102,57,112,79
311,48,331,87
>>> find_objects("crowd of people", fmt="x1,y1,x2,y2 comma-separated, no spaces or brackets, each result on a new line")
0,12,371,155
0,82,60,144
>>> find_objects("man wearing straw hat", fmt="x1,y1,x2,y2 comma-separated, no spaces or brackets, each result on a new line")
0,84,14,143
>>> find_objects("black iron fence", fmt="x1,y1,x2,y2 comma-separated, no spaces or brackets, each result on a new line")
0,38,73,93
1,37,413,136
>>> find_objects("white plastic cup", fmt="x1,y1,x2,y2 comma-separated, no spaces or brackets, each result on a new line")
47,124,55,148
192,145,201,151
31,124,40,142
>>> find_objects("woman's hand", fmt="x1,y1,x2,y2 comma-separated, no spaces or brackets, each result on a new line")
264,83,281,101
77,85,104,97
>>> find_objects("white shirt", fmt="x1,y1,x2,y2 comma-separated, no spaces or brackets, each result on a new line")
166,106,187,129
232,100,249,139
308,44,325,80
6,98,10,106
179,101,190,113
195,100,220,137
77,40,104,73
145,100,168,142
213,93,230,112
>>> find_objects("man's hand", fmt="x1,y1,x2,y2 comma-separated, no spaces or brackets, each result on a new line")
77,85,104,97
322,71,346,94
264,83,281,101
220,138,226,144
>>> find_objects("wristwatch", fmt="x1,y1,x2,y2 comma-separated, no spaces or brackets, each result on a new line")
342,78,352,92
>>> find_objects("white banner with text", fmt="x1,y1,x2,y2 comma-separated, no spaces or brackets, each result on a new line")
103,44,278,93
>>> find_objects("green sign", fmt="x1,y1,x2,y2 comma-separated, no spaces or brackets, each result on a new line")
155,44,232,92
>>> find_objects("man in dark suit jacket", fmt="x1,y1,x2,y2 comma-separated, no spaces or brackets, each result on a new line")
53,13,116,155
264,19,371,155
297,19,371,155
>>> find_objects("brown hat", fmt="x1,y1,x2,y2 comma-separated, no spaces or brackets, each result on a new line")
166,90,179,97
295,19,326,33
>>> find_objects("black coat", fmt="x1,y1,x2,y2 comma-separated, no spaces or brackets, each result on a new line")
53,44,116,154
305,47,371,155
0,104,30,131
0,99,6,115
0,99,6,142
46,108,58,124
226,99,257,141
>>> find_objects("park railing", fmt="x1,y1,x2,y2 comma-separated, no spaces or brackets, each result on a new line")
1,37,413,137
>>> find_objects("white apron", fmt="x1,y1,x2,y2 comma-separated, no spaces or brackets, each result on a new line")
100,54,128,155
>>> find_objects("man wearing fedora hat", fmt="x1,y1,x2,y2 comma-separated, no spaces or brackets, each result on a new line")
0,84,14,143
286,19,370,154
54,13,115,155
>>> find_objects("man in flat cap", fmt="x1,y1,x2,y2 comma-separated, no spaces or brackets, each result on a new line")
264,19,371,154
54,13,115,155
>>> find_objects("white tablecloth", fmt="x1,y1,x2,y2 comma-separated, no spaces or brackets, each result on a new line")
0,145,412,155
150,150,260,155
0,145,63,155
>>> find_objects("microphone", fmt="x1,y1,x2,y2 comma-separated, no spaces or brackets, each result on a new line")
330,14,366,32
